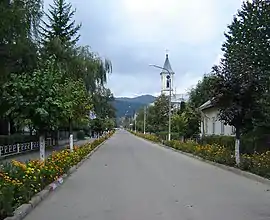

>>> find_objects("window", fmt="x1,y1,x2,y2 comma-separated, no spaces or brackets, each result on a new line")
212,117,216,134
221,121,225,135
166,75,171,88
166,78,170,88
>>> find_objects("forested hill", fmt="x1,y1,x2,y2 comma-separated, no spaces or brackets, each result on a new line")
113,95,156,118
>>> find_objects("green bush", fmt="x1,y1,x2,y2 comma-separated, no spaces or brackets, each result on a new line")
155,131,180,140
76,130,85,140
200,135,235,151
200,135,269,154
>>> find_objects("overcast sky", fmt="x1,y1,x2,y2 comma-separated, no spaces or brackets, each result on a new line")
44,0,244,97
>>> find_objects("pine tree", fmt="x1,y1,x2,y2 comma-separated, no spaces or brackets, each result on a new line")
41,0,81,59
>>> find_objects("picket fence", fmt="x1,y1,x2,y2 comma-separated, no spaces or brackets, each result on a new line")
0,138,56,158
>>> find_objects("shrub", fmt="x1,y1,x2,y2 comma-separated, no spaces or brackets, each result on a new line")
76,130,85,140
200,135,270,154
155,131,180,141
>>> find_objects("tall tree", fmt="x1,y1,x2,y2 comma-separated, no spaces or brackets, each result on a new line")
40,0,81,62
209,0,270,165
0,0,43,132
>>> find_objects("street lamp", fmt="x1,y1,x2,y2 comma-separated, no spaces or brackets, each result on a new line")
149,64,172,141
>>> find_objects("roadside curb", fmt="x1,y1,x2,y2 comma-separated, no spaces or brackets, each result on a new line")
134,134,270,187
4,136,110,220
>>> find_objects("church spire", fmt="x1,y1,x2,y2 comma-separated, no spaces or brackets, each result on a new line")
161,52,174,75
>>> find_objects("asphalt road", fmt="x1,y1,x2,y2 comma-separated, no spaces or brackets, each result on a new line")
1,139,94,164
25,130,270,220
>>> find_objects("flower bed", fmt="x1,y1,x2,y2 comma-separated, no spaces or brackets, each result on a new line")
0,131,114,220
132,131,270,180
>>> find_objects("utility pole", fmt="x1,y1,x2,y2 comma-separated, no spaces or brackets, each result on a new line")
134,112,137,132
168,74,172,141
143,106,146,134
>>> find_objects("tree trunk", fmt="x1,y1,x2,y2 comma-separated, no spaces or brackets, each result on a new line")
69,118,74,152
7,120,10,136
235,127,241,166
39,131,45,162
181,136,184,142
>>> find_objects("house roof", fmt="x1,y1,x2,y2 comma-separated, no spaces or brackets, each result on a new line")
198,100,214,111
160,54,174,75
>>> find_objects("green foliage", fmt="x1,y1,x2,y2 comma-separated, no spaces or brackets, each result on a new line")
183,105,200,138
59,77,92,127
0,0,115,136
2,58,65,132
209,1,270,139
200,134,270,154
2,57,91,134
147,94,169,132
0,134,38,145
188,74,218,108
133,95,199,138
172,112,187,136
92,87,115,119
155,131,179,140
76,130,85,140
0,0,43,111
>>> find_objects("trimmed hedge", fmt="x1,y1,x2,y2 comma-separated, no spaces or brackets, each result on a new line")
200,135,270,154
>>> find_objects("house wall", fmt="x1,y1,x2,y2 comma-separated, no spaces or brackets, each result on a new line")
200,107,235,136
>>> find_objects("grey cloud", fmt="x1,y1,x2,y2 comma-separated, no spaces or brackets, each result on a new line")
43,0,241,97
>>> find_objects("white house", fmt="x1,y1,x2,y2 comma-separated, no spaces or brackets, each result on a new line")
199,100,235,136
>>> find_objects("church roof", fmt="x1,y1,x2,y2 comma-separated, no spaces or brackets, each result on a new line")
161,54,174,75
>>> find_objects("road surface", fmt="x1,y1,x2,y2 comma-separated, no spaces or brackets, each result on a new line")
1,139,94,164
25,130,270,220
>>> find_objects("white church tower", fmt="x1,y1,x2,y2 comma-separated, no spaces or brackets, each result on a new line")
161,53,174,95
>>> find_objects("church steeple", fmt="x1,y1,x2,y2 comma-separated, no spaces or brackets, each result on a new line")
161,53,174,74
160,52,175,95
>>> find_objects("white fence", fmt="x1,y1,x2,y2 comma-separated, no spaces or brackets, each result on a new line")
0,138,56,158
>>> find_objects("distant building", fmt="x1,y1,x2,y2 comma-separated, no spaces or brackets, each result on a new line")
199,100,235,136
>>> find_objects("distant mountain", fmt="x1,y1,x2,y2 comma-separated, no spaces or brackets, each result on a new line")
113,95,156,118
115,95,156,104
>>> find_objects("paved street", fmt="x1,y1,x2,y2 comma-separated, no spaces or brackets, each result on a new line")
25,130,270,220
1,139,94,164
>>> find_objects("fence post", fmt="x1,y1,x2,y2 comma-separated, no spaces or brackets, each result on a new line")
30,142,33,150
17,143,20,153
